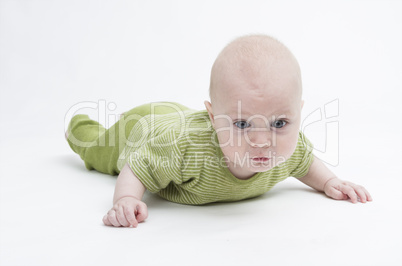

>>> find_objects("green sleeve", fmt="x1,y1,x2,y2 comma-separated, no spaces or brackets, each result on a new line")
289,132,315,178
127,129,184,193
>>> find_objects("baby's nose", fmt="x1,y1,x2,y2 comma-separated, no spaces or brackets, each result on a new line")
250,140,271,148
246,128,272,147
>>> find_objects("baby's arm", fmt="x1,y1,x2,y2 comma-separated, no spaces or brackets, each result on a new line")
103,163,148,227
297,156,372,203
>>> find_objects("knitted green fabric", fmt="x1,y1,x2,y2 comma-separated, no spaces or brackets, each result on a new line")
117,105,314,205
66,102,191,175
67,102,314,205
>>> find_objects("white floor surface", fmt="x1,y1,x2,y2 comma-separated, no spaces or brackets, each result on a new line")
1,1,401,266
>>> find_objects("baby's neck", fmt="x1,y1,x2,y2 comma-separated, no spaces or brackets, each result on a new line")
226,162,256,180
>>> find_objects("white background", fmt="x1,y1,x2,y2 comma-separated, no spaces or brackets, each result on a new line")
1,1,401,265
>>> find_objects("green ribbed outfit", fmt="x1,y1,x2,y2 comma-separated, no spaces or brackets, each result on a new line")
67,102,314,205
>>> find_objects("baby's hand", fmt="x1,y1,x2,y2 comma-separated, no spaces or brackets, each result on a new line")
103,196,148,227
324,178,373,203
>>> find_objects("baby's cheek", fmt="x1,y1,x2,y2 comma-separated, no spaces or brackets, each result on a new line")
276,136,298,159
216,131,232,147
220,136,248,161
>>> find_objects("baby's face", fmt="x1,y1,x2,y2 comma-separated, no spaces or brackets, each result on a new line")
206,58,303,179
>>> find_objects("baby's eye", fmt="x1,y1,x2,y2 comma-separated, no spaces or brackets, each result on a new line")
272,120,287,128
234,121,251,129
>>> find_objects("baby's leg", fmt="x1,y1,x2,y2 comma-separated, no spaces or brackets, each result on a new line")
66,114,121,175
66,102,191,175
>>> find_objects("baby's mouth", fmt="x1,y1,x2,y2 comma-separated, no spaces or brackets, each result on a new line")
251,157,270,162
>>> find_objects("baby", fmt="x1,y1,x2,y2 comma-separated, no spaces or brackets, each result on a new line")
66,34,372,228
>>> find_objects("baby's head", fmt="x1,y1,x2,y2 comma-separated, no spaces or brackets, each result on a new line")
204,35,304,179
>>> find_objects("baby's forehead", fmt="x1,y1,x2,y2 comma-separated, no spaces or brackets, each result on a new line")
218,75,301,102
218,95,298,118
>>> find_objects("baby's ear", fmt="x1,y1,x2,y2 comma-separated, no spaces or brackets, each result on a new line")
204,100,215,127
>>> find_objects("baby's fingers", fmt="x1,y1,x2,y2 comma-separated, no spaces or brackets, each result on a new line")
104,210,120,227
340,184,358,203
326,186,348,201
352,184,373,203
365,187,373,202
135,202,148,223
354,186,367,203
102,214,112,226
116,206,130,227
123,205,138,227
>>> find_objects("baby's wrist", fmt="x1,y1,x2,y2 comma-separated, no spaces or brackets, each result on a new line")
113,195,142,204
323,177,338,191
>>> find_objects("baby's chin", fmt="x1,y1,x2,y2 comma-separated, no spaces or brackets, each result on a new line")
249,164,274,173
